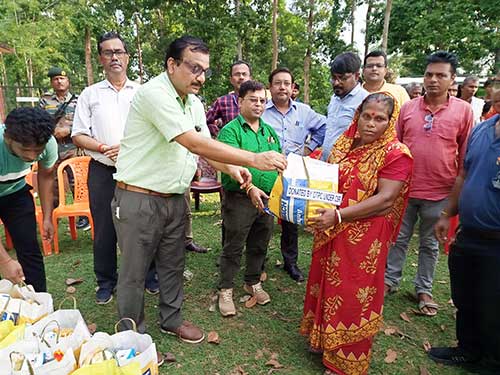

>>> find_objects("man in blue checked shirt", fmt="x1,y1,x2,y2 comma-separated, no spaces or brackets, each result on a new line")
321,52,368,161
262,67,326,282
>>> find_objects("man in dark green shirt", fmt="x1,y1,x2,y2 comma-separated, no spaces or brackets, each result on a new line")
216,80,281,317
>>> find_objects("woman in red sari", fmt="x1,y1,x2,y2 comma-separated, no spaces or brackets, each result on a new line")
301,92,413,375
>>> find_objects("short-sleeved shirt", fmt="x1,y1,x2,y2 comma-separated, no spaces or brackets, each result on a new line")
397,95,473,201
363,80,410,106
114,72,210,194
261,99,326,156
470,96,485,126
321,83,369,161
0,125,57,197
71,79,140,166
459,114,500,230
39,91,78,148
218,114,281,193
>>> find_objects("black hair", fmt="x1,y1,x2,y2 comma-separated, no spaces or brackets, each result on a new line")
330,52,361,75
360,92,395,119
5,107,55,146
426,51,458,75
230,60,252,77
164,36,209,69
364,50,387,67
97,31,128,54
239,80,265,98
463,76,479,86
268,67,294,84
293,82,300,90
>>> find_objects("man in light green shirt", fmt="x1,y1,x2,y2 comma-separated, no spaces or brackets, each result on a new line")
112,36,286,343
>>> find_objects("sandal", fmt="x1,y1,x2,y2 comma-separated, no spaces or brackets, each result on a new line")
384,284,398,297
418,299,439,316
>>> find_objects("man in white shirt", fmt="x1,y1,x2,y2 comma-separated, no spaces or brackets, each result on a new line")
460,76,485,125
72,31,157,305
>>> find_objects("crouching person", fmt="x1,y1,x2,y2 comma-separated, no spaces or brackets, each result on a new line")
217,80,281,316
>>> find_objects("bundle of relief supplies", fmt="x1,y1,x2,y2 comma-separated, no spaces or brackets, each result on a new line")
0,283,158,375
74,318,158,375
268,153,341,225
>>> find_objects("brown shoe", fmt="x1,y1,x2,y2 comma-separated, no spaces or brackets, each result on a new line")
160,320,205,344
243,282,271,305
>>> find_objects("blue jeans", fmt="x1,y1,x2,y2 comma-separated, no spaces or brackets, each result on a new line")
384,197,447,297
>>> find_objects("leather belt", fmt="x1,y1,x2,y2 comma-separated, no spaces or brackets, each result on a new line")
116,181,174,198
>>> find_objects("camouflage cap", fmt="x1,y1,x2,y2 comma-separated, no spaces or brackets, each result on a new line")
47,67,68,78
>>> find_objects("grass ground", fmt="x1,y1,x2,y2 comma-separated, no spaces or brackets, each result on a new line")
37,193,477,375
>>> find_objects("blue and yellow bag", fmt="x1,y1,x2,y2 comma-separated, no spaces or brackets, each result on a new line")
268,153,341,225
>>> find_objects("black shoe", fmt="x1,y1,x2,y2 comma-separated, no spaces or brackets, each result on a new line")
428,347,480,366
95,287,113,305
284,264,304,282
186,241,208,253
76,216,91,231
145,276,160,295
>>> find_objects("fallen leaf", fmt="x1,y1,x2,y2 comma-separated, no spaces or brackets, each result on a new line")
65,278,84,286
423,341,432,352
164,352,176,362
265,359,284,369
213,220,223,226
260,272,267,282
448,299,455,306
230,365,248,375
270,352,279,360
436,280,447,284
255,349,264,360
239,295,251,303
71,260,81,268
419,365,431,375
411,262,418,267
207,331,220,344
400,312,411,322
269,278,277,282
208,293,218,312
440,325,446,332
384,349,398,364
275,259,282,267
66,286,76,294
384,326,397,336
245,296,257,308
87,323,97,334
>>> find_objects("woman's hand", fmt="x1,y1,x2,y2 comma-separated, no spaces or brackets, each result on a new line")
307,208,338,232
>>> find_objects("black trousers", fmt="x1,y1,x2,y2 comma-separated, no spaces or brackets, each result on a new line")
0,185,46,291
219,191,273,289
449,228,500,368
88,159,118,290
281,220,298,266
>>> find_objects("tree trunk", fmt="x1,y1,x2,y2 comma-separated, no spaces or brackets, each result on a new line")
25,55,33,102
85,26,94,86
364,0,373,58
271,0,279,70
381,0,393,52
350,0,356,46
235,0,243,60
134,15,144,83
303,0,314,104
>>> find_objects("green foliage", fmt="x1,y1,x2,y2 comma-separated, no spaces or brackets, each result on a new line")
367,0,500,76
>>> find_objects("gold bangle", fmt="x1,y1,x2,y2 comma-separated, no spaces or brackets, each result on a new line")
335,209,342,224
246,184,256,195
440,210,449,217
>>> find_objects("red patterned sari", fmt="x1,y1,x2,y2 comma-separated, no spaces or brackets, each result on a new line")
300,95,413,374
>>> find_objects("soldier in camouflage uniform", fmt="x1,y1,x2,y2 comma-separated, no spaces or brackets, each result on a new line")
39,67,78,160
39,67,89,229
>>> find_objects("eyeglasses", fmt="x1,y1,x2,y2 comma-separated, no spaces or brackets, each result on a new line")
243,97,267,105
101,50,128,58
364,63,386,69
330,73,354,84
178,59,212,78
423,114,434,132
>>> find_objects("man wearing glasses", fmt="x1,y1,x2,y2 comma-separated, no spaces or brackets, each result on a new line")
72,31,157,305
216,80,281,317
362,50,409,106
321,52,368,161
262,67,326,282
384,51,473,317
112,36,286,342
